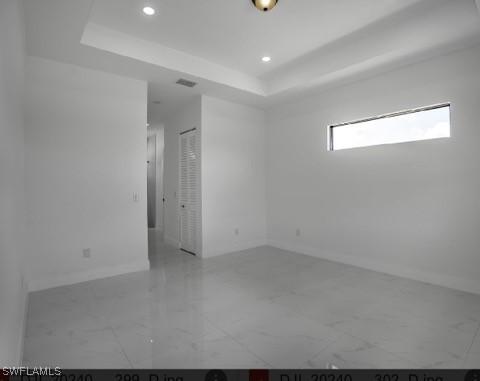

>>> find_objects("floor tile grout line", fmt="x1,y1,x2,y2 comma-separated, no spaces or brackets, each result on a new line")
463,321,480,367
109,326,135,369
289,308,426,369
296,311,426,369
302,335,341,367
324,312,434,369
265,286,472,368
200,295,351,369
341,331,424,368
202,315,274,368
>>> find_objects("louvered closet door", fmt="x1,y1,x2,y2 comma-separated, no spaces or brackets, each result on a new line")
179,129,197,255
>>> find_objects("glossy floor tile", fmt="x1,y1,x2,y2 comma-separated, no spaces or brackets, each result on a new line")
23,230,480,368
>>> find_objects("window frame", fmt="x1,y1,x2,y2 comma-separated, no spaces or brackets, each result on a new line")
328,103,451,151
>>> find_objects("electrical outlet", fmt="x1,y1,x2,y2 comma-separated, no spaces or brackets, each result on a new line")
133,192,140,202
82,248,91,258
296,228,301,237
234,228,239,236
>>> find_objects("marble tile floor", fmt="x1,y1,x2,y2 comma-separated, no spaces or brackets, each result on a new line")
23,231,480,368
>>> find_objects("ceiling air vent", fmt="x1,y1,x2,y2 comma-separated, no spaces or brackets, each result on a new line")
176,78,197,88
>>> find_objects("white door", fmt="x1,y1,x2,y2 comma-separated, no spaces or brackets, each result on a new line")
179,128,198,255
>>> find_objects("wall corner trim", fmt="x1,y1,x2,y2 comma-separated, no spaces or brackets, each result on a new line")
202,239,268,259
267,239,480,296
27,259,150,292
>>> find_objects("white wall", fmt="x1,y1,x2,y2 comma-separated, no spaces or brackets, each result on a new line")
202,96,267,257
25,57,149,291
0,0,28,365
267,44,480,294
163,97,202,249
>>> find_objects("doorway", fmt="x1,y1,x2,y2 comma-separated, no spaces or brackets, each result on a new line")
147,126,165,233
147,135,156,228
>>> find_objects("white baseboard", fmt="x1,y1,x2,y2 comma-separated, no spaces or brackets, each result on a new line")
203,239,267,258
28,259,151,292
268,239,480,296
164,235,180,248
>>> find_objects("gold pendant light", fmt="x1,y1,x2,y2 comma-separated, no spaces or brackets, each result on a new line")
252,0,278,12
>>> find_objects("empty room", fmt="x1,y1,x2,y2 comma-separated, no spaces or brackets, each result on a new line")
2,0,480,373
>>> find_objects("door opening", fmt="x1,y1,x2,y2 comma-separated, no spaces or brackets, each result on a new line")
147,135,157,228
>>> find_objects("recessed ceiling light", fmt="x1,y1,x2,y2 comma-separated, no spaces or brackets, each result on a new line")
142,6,156,16
262,56,271,63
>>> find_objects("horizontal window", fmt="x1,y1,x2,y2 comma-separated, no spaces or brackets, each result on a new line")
328,104,451,151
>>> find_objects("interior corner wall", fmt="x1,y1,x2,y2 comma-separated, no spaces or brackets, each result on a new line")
163,97,202,250
266,44,480,295
25,57,149,292
201,96,267,258
0,0,28,366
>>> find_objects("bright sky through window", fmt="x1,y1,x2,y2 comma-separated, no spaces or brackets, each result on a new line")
329,104,450,151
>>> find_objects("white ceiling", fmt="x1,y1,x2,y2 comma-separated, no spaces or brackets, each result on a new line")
87,0,425,77
24,0,480,123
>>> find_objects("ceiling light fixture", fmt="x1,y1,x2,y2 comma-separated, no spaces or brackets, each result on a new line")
252,0,278,12
142,6,156,16
262,56,271,63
